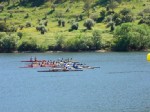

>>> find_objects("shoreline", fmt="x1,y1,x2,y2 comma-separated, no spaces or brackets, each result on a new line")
8,49,150,53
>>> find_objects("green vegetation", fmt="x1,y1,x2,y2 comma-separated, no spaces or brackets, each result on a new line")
0,0,150,52
113,23,150,51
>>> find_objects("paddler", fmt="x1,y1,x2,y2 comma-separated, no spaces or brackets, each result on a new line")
34,57,37,61
30,57,33,61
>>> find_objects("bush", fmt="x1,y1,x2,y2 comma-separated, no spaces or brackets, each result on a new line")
18,38,37,51
17,32,23,39
83,18,95,30
19,25,24,30
99,9,106,21
36,43,48,52
143,8,150,14
0,33,19,52
0,5,4,11
51,4,56,11
120,8,131,16
90,13,99,22
58,19,61,26
138,16,150,26
106,21,115,31
10,13,13,18
65,34,94,51
26,22,31,27
24,13,29,19
79,14,83,20
122,15,134,23
69,22,79,31
92,30,102,50
61,20,65,27
54,34,65,50
7,26,18,32
36,25,47,34
0,22,7,32
43,20,48,26
113,23,150,51
114,17,122,26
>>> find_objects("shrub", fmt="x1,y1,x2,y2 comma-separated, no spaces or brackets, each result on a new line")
0,5,4,11
112,13,120,21
36,43,48,52
99,9,106,21
65,34,94,51
83,18,95,30
43,20,48,26
92,30,102,49
106,21,115,31
0,22,7,32
17,32,23,39
51,4,56,11
69,22,79,31
104,15,112,23
24,13,29,19
120,8,131,16
0,33,19,52
10,13,13,18
54,34,65,50
36,25,46,34
138,16,150,26
18,38,37,51
40,27,47,34
55,12,64,18
4,18,7,23
122,15,134,23
107,1,119,11
114,17,122,26
79,14,83,20
19,25,24,30
90,13,99,22
143,8,150,13
58,19,61,26
26,22,31,27
113,23,150,51
7,26,18,32
61,20,65,27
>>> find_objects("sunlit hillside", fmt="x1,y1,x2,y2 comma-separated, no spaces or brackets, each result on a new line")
0,0,150,52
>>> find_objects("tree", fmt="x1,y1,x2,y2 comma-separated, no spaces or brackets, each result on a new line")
113,23,150,51
92,30,102,49
120,8,131,16
69,22,79,31
0,33,19,52
83,18,95,30
107,21,115,31
107,0,119,11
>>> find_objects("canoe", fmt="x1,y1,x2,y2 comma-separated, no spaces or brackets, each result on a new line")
38,69,83,72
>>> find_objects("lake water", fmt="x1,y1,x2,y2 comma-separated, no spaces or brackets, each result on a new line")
0,52,150,112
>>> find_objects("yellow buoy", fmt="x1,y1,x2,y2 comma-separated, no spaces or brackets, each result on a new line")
147,53,150,61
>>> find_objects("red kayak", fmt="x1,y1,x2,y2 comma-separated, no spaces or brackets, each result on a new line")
21,60,43,62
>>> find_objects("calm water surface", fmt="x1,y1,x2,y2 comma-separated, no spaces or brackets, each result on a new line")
0,52,150,112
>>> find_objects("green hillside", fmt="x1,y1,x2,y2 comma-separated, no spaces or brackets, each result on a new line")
0,0,150,52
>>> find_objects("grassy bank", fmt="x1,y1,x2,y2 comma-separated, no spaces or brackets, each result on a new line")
0,0,150,52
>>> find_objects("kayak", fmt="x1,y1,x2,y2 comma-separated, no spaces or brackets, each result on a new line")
19,66,39,68
38,69,83,72
21,60,42,62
